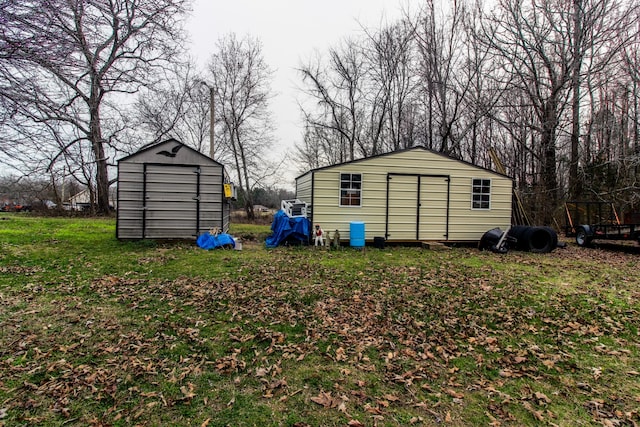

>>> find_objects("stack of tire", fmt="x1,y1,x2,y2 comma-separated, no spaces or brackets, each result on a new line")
507,226,558,253
479,226,559,253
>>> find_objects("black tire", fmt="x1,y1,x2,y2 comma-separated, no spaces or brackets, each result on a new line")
479,228,503,251
575,227,591,247
542,226,558,250
508,226,557,253
507,225,530,251
526,227,556,253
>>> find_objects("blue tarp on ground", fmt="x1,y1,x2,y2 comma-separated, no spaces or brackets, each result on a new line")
197,232,236,250
265,210,311,248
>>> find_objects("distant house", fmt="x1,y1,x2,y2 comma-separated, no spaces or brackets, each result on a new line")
65,188,117,211
253,205,271,213
295,147,513,243
116,138,231,240
66,189,92,211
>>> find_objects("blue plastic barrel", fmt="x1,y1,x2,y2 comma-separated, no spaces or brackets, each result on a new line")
350,221,365,247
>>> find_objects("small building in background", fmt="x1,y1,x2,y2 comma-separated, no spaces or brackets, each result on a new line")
295,147,513,244
116,138,231,240
64,187,117,211
66,189,92,211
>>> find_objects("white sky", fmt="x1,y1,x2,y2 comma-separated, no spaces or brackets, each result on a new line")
186,0,416,186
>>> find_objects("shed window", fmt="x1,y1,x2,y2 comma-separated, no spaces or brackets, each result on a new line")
472,178,491,209
340,173,361,206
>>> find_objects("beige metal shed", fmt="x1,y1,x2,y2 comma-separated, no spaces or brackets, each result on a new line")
116,139,230,240
295,147,513,243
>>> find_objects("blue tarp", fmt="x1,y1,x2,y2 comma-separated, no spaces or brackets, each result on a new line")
265,210,311,248
196,232,236,250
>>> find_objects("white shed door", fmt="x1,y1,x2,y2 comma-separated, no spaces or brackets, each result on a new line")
386,174,449,241
418,176,449,240
387,175,419,240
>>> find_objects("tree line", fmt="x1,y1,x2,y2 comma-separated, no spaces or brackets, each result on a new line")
0,1,282,219
1,0,639,225
296,0,640,225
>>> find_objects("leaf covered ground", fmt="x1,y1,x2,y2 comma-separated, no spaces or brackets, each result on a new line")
0,217,639,426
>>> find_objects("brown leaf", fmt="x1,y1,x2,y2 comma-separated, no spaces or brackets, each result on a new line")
337,399,351,417
348,421,365,427
377,399,389,408
268,378,287,390
310,391,340,408
445,388,464,399
592,367,603,380
534,392,551,404
179,383,196,400
364,404,384,415
201,419,210,427
335,347,348,361
542,359,556,369
499,369,513,378
522,402,544,421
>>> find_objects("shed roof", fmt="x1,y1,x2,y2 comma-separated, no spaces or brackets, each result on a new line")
117,138,223,167
295,146,511,180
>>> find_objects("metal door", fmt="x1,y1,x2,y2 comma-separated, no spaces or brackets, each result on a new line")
142,164,201,238
386,173,450,241
418,176,450,240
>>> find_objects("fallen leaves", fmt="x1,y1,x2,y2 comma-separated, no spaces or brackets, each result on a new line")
310,391,350,416
178,382,196,401
445,388,464,399
521,401,545,421
1,244,639,426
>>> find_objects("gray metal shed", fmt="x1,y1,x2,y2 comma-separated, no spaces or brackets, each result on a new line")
116,138,230,240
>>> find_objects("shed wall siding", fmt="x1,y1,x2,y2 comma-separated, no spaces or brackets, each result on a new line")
303,149,511,242
296,173,313,205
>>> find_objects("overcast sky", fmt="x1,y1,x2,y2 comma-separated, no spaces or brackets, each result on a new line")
186,0,416,185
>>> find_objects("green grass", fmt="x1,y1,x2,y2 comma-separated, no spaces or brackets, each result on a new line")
1,215,640,426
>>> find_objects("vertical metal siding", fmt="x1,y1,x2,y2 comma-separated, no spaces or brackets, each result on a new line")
117,160,226,240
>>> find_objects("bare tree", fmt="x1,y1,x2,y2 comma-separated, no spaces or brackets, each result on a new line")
414,0,477,156
297,19,420,166
298,40,366,163
568,0,637,199
0,0,190,214
363,19,418,154
207,33,276,220
132,61,234,164
479,0,579,224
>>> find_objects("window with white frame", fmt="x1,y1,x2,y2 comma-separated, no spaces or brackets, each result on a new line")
340,173,362,206
472,178,491,209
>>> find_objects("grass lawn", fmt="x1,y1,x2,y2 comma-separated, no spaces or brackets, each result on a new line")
1,215,639,426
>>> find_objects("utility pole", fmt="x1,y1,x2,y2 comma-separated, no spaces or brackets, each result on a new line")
208,85,215,160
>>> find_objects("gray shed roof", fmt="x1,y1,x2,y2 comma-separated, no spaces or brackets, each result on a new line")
117,138,223,167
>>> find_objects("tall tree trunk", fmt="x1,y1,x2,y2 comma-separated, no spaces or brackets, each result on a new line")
541,99,559,225
89,96,110,215
238,140,255,220
569,0,583,200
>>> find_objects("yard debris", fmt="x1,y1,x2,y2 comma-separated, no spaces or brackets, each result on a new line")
1,243,639,425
